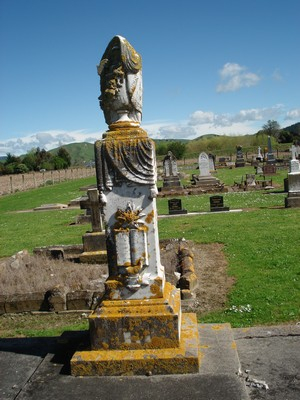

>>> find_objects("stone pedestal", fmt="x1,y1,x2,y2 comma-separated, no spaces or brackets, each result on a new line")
285,172,300,208
71,312,200,376
79,231,107,263
162,176,183,190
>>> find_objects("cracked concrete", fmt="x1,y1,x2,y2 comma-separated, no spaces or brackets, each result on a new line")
234,324,300,400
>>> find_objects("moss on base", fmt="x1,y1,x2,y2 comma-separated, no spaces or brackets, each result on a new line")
71,313,201,376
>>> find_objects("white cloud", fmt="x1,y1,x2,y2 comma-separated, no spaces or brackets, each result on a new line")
232,105,284,123
0,104,296,156
0,129,101,156
285,108,300,121
216,62,261,93
189,111,215,125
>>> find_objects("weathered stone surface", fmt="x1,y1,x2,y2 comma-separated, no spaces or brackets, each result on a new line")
0,295,6,314
66,291,93,310
71,313,200,376
46,288,66,311
89,282,181,350
4,292,46,313
33,203,68,211
82,231,106,253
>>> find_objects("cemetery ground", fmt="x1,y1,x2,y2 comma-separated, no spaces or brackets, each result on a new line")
0,166,299,337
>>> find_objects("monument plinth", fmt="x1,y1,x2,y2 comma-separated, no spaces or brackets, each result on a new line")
160,151,184,192
71,35,200,376
285,145,300,208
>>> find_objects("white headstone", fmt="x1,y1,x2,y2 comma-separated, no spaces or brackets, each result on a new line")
199,152,210,176
291,145,297,160
257,146,263,159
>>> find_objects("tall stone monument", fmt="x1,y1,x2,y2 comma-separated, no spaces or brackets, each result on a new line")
266,135,276,164
263,136,277,174
71,35,200,376
285,145,300,208
235,145,245,167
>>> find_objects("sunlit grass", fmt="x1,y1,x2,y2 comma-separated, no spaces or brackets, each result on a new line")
1,166,299,329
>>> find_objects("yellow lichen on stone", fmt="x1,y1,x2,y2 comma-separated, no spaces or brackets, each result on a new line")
145,210,154,224
71,313,201,376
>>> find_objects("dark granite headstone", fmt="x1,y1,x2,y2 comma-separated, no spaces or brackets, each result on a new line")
168,198,187,215
263,164,277,175
235,145,245,167
210,195,229,212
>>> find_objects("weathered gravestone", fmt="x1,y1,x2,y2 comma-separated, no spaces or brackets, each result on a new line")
161,150,183,191
263,163,277,175
266,135,276,164
168,198,187,215
208,153,215,171
210,195,229,212
257,146,263,161
71,35,200,376
199,152,210,176
190,152,223,192
235,145,245,167
79,188,107,263
285,145,300,207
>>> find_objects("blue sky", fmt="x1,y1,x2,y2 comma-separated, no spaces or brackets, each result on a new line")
0,0,300,156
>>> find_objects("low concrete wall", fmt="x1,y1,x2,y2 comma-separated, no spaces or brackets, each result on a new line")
0,289,104,315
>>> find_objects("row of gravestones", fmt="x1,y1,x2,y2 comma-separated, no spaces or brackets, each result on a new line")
168,195,229,215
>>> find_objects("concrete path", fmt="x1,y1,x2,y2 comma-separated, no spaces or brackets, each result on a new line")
0,323,299,400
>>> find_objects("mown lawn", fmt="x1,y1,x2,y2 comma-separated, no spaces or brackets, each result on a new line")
0,166,299,333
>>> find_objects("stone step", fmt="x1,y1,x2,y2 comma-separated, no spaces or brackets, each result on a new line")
198,322,242,375
0,323,250,400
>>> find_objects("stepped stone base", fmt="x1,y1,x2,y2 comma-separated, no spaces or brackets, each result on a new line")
79,250,107,264
71,313,200,376
285,192,300,208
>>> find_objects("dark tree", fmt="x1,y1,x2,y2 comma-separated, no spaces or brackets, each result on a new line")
167,141,186,160
262,120,281,139
57,147,71,167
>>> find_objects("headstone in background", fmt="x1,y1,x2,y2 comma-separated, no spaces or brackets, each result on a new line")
257,146,263,161
168,198,187,215
246,174,256,187
190,151,224,192
267,135,276,164
256,165,263,175
199,152,210,176
79,188,107,263
285,146,300,207
210,195,229,212
208,153,215,171
263,163,277,175
161,151,183,191
235,145,245,167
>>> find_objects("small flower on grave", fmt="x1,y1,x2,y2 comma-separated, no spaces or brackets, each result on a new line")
227,304,252,313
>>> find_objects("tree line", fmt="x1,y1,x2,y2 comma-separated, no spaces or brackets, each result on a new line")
0,147,71,175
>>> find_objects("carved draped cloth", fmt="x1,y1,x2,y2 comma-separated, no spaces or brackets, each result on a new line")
95,137,156,190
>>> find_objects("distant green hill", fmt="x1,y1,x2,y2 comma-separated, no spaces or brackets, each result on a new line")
192,134,220,141
50,142,95,166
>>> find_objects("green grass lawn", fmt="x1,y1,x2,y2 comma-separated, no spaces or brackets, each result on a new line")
1,167,299,332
